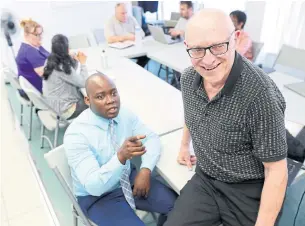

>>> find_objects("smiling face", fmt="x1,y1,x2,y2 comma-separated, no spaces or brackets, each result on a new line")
85,74,120,119
185,9,237,84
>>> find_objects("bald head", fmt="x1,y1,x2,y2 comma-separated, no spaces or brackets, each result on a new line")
115,3,128,22
185,9,235,46
85,73,120,119
184,9,237,85
85,73,114,96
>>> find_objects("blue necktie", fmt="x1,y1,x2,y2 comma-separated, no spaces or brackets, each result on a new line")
109,120,136,210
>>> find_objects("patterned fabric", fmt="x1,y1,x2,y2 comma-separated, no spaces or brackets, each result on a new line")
181,52,287,183
109,120,136,210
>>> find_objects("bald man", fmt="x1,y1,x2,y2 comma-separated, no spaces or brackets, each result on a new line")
165,9,288,226
104,3,149,68
64,74,177,226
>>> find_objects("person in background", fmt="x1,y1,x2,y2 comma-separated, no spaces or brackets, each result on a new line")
16,19,49,95
64,73,177,226
230,10,253,61
105,3,149,68
43,34,88,120
169,1,194,39
165,9,287,226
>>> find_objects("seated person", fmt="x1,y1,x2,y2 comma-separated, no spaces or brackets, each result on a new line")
64,73,177,226
104,3,149,68
169,1,194,39
230,10,253,61
43,34,88,120
16,19,49,95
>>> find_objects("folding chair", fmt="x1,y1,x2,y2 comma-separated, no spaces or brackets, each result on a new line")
19,76,71,149
5,70,33,140
273,44,305,80
69,34,91,49
252,41,264,63
92,29,105,45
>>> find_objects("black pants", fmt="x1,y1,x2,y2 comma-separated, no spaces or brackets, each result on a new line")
135,56,149,68
67,98,88,120
165,167,265,226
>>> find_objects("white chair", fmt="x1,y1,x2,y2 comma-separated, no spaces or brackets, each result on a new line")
252,41,264,63
44,145,155,226
273,44,305,80
92,29,105,45
19,76,70,149
5,70,33,140
69,34,91,49
170,12,180,21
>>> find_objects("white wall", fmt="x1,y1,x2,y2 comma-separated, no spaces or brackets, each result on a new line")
244,1,266,42
1,0,131,72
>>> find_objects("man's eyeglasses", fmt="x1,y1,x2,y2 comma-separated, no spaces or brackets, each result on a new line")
186,31,235,59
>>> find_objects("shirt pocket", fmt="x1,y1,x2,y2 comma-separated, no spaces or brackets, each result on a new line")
211,120,247,152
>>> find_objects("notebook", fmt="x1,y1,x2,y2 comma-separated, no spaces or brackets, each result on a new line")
108,41,134,49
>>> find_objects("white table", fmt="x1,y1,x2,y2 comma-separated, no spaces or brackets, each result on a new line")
157,129,195,194
98,37,167,59
147,43,191,73
268,71,303,92
79,48,185,136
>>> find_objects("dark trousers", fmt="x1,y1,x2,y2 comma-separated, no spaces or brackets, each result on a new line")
164,167,265,226
67,98,88,120
135,56,150,68
78,166,177,226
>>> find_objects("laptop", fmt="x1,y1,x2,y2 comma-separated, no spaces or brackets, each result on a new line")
287,158,304,186
148,25,181,45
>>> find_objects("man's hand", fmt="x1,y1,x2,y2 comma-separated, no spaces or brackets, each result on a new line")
124,33,135,41
169,29,181,37
177,144,197,170
133,168,151,198
117,135,146,164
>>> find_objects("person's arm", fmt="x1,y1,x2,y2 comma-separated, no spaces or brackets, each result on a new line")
181,123,191,147
60,64,88,88
236,32,252,56
131,112,160,172
255,159,288,226
64,131,125,196
27,48,47,77
34,66,44,77
104,19,132,43
247,87,288,226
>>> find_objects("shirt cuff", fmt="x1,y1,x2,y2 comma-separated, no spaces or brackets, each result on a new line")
140,162,155,172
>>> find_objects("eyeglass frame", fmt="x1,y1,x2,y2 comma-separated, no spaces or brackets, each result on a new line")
186,30,236,59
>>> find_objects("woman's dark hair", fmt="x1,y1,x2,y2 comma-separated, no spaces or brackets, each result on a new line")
230,10,247,29
43,34,77,80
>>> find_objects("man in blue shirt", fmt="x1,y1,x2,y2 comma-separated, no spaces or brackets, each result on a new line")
64,73,177,226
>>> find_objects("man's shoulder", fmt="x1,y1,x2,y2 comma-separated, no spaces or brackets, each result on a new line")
65,109,91,134
181,66,197,83
239,58,283,101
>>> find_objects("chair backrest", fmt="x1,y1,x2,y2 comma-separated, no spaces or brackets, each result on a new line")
273,44,305,80
44,145,92,225
4,69,21,90
92,28,105,45
19,76,49,110
69,34,91,49
170,12,180,21
252,41,264,62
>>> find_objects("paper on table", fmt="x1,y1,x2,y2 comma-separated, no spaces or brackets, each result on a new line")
108,41,135,49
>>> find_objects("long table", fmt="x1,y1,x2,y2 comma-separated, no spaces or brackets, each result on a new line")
79,47,185,136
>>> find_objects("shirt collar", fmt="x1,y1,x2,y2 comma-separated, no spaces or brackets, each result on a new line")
192,52,243,96
87,108,120,130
